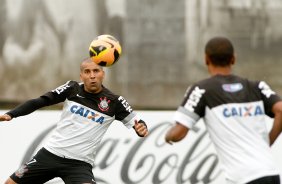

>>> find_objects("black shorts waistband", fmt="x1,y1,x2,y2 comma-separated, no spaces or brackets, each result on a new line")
38,147,92,168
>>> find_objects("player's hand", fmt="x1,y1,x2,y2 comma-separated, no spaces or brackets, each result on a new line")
0,114,12,121
134,120,149,137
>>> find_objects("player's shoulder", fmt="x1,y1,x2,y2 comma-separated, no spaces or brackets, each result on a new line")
100,86,120,100
229,76,262,90
51,80,80,94
101,86,131,105
188,75,248,95
58,80,80,87
65,80,81,91
68,80,81,86
196,74,256,86
192,77,216,89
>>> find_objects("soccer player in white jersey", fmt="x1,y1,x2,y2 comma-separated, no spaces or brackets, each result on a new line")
0,58,149,184
165,37,282,184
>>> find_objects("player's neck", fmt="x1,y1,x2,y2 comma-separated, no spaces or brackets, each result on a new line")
209,66,232,76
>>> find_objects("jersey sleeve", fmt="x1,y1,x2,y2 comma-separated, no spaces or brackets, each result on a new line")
257,81,282,117
114,96,139,129
6,81,76,118
41,80,77,103
6,97,53,118
174,84,206,129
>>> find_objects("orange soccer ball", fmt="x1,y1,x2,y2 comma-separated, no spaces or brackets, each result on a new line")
89,34,122,67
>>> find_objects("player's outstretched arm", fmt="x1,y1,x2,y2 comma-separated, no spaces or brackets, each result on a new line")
2,96,56,120
133,120,149,137
0,114,12,121
165,122,189,145
269,101,282,146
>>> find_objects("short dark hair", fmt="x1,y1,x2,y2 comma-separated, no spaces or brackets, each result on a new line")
205,37,234,66
80,58,103,72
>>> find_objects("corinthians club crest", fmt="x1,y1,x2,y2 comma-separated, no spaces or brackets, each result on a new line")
98,97,110,111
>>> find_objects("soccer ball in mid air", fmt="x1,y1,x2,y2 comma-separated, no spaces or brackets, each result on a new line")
89,34,122,67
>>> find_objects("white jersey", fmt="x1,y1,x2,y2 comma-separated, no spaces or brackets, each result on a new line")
174,74,281,184
42,81,138,166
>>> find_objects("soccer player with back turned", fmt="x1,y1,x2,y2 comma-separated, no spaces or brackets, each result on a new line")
165,37,282,184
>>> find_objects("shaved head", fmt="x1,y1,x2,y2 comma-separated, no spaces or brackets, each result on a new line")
80,58,103,72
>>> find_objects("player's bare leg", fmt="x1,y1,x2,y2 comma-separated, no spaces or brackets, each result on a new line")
4,178,17,184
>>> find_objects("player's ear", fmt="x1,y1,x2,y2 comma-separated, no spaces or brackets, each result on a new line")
231,55,235,65
79,73,83,82
205,54,210,66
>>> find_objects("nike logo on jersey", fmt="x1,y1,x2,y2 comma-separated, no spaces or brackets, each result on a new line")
70,105,105,124
27,158,37,165
76,94,85,98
